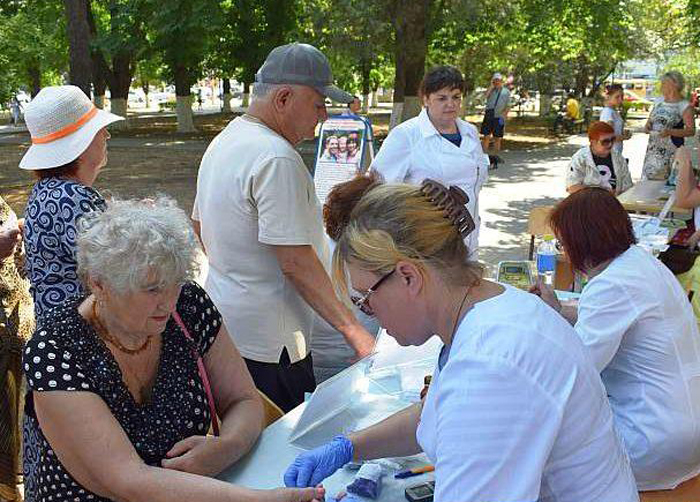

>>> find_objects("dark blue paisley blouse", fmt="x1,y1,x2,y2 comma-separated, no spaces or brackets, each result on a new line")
23,178,106,319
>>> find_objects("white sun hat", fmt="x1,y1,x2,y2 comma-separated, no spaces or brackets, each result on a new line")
19,85,124,170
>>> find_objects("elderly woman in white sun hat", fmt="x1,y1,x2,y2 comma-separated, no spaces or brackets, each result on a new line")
19,85,124,319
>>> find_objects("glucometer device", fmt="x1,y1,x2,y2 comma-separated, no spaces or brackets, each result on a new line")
405,480,435,502
496,260,534,290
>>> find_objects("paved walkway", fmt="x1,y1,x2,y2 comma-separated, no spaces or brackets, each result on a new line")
477,127,698,274
2,118,695,277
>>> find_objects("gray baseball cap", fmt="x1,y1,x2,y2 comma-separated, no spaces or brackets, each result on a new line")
255,43,353,104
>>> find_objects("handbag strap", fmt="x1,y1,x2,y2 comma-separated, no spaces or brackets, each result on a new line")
172,311,220,436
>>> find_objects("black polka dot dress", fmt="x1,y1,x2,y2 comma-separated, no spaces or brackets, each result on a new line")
22,282,222,502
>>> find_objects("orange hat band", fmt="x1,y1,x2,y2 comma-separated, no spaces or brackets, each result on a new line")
31,106,98,145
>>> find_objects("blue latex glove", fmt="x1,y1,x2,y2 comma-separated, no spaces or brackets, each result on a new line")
284,435,354,487
497,116,505,126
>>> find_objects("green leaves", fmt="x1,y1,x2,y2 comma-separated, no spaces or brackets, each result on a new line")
212,0,298,86
147,0,223,91
1,0,698,108
0,0,67,101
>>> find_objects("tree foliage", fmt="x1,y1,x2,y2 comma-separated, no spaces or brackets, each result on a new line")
0,0,67,102
2,0,699,120
148,0,222,96
296,0,393,96
210,0,297,94
89,0,151,99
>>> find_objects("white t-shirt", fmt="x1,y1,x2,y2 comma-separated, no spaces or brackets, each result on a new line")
370,108,489,258
192,115,328,364
599,106,624,155
575,245,700,490
416,285,638,502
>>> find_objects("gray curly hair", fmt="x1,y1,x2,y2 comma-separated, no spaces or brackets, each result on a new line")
77,195,201,293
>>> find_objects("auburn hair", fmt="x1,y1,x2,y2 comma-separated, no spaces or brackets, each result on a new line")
587,121,615,141
323,173,380,242
549,187,636,273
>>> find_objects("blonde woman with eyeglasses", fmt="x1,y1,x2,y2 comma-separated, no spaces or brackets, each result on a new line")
284,177,638,502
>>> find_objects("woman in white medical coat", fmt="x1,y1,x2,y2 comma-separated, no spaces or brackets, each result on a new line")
370,65,489,258
532,187,700,491
284,178,638,502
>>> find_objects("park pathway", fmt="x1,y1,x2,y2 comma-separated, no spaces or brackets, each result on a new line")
2,121,694,277
477,127,697,274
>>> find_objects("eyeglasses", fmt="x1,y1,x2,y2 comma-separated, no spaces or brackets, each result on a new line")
351,269,395,316
599,137,615,146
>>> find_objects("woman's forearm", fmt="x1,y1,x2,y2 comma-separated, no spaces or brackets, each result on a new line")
667,128,696,138
349,403,422,461
119,463,282,502
213,396,264,472
675,148,700,209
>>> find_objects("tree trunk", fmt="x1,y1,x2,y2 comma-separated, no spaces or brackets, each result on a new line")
92,73,107,108
461,89,476,115
27,65,41,97
390,42,406,129
371,91,378,108
174,64,195,133
360,62,371,113
110,98,127,122
389,103,404,130
389,0,429,128
108,54,132,129
539,94,553,116
93,90,106,108
222,77,232,113
242,80,252,108
403,96,422,122
588,67,615,98
142,81,150,109
63,0,92,96
86,0,106,109
176,96,195,132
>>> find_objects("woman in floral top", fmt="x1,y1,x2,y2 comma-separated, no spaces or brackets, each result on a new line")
642,71,695,180
18,85,123,319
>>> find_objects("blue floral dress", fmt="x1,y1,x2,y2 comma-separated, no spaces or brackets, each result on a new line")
23,178,106,319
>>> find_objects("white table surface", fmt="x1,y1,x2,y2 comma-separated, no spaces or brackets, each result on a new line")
618,180,690,215
218,401,433,501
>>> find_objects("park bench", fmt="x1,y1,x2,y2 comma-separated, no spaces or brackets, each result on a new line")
548,106,592,136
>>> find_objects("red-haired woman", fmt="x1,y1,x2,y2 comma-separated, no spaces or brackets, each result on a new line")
531,187,700,491
566,121,632,195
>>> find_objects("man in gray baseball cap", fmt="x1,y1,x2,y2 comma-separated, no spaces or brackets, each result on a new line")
255,42,353,104
192,42,375,412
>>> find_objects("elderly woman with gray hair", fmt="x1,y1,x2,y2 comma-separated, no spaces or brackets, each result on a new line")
643,70,696,180
21,197,325,502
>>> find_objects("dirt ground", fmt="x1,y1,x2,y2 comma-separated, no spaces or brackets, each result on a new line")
0,111,561,218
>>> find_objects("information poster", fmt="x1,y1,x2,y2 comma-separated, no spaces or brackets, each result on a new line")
313,116,368,204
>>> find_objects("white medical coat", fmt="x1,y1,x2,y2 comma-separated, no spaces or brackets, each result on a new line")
370,109,489,257
576,245,700,490
416,285,638,502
